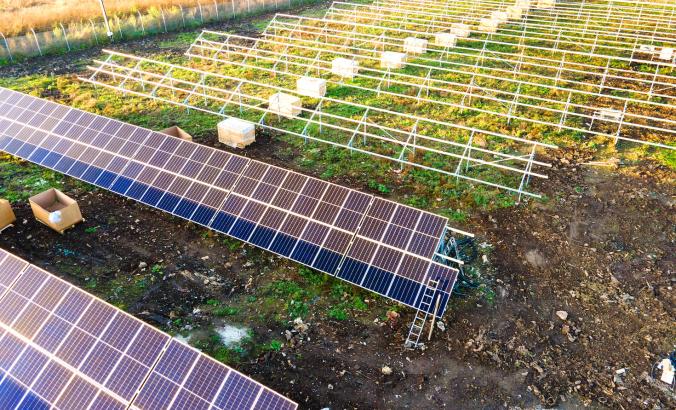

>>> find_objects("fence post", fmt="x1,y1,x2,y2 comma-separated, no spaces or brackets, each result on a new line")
247,0,251,13
213,0,219,20
0,32,12,62
198,1,204,23
115,16,123,40
160,8,168,33
59,23,71,51
179,5,186,28
30,28,43,56
138,11,146,35
230,0,235,18
89,19,99,45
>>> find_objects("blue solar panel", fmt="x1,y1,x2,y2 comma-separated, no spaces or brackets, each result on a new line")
0,249,298,410
0,87,458,317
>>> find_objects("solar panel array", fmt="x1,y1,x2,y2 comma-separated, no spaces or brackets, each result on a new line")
0,86,458,316
0,248,297,410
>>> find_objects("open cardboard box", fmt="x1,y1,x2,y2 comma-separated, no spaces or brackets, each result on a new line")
29,188,82,234
0,199,16,232
161,125,193,142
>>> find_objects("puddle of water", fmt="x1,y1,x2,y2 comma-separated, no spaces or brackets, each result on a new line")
216,324,249,347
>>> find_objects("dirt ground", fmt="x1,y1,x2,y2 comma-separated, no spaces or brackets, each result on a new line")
1,8,675,410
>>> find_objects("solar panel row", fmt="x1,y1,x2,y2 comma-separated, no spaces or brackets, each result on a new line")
0,87,458,315
0,248,297,410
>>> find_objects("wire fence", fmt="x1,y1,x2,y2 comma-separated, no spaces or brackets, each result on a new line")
0,0,315,64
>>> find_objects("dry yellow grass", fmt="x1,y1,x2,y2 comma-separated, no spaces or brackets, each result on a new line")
0,0,204,36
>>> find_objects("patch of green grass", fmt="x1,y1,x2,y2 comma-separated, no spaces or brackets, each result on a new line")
157,32,199,49
287,299,309,318
85,277,98,289
0,155,68,202
330,282,350,299
222,237,242,252
98,272,157,310
368,179,391,194
352,296,368,311
213,306,238,317
448,209,468,222
270,280,304,298
298,266,327,285
267,340,284,352
472,190,490,208
657,150,676,170
327,306,347,320
480,284,497,306
267,280,312,319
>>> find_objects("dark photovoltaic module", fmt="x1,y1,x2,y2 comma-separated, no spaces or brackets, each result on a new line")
0,248,297,410
0,86,458,316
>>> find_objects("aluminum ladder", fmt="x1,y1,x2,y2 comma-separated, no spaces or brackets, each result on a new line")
404,278,440,348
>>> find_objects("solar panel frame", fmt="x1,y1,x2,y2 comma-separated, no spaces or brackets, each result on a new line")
0,87,458,316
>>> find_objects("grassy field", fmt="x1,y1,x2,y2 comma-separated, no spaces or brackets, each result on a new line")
0,0,204,35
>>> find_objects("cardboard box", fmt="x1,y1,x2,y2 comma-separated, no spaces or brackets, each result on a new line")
596,108,623,122
451,23,471,38
268,92,302,119
478,18,500,33
491,11,509,23
217,117,256,148
29,189,83,234
380,51,408,69
404,37,428,54
161,125,193,142
536,0,555,9
296,76,327,98
331,58,360,79
0,199,16,231
435,33,458,48
659,47,674,61
507,6,524,19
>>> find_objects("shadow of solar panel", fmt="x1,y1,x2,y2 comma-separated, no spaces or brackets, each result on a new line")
0,86,458,318
0,250,298,410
